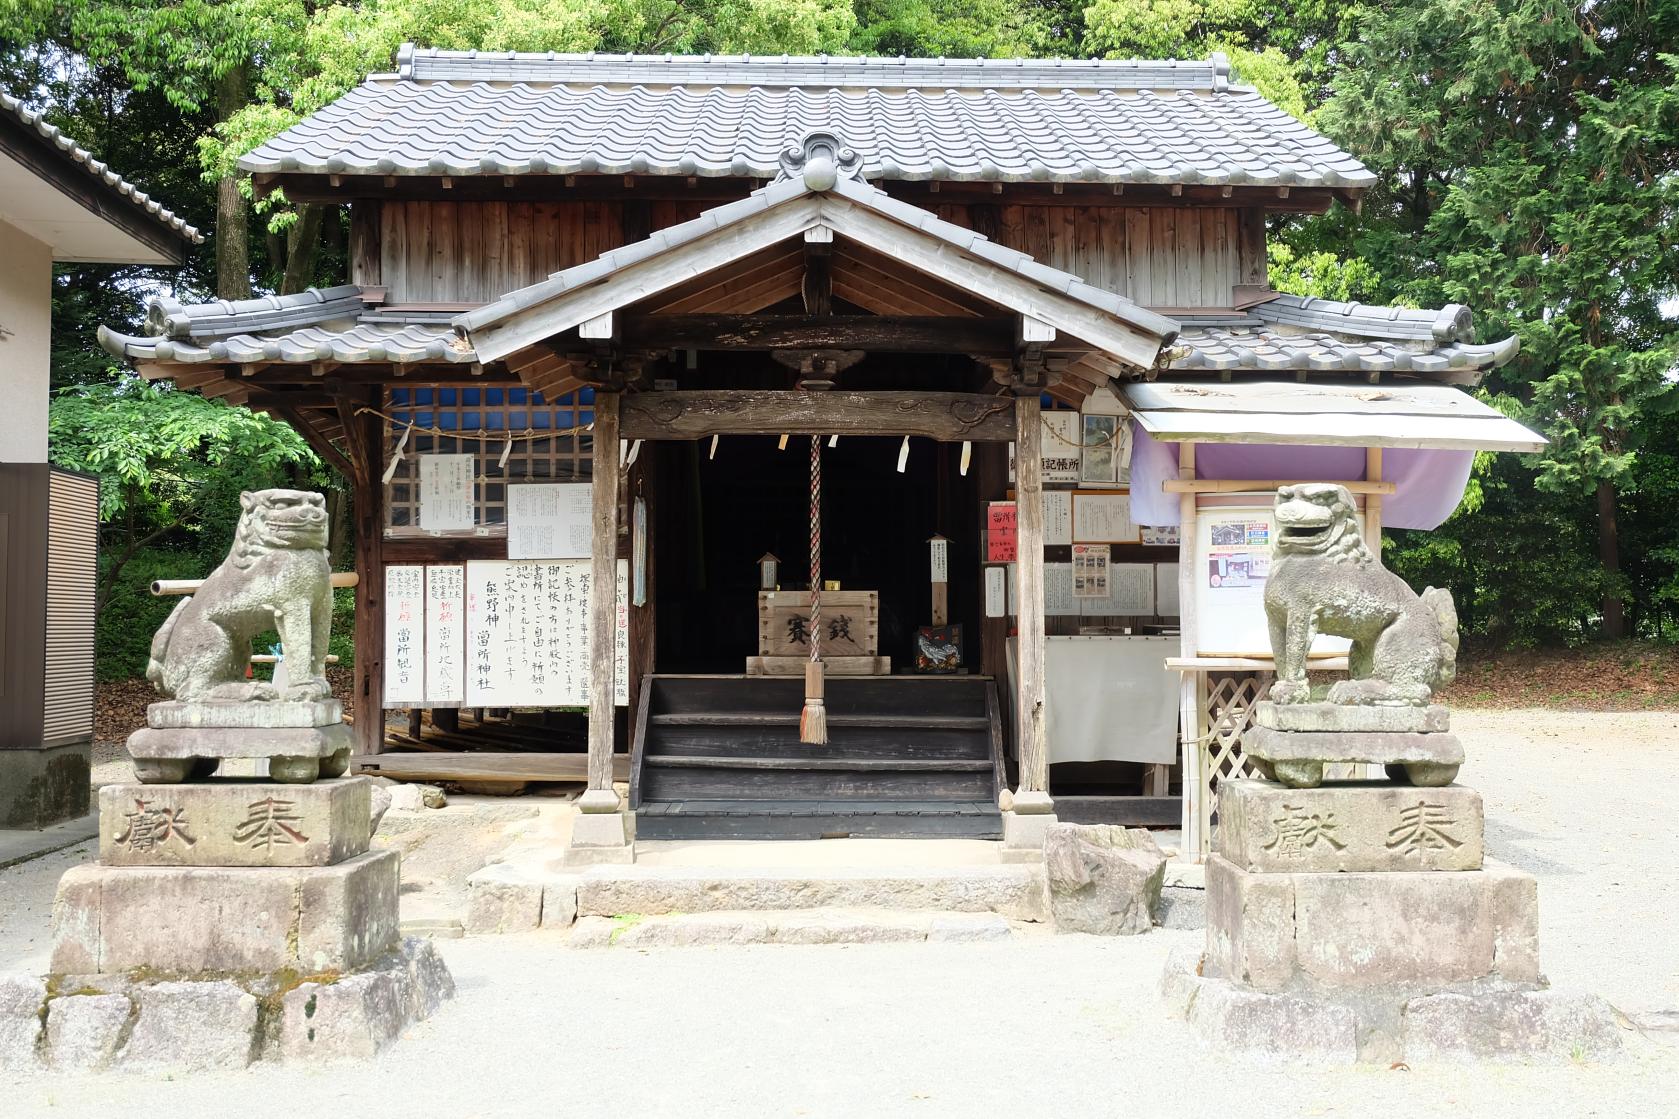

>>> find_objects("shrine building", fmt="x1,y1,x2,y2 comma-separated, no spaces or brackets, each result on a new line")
101,47,1544,860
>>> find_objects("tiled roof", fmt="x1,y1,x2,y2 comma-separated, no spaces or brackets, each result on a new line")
1166,294,1519,377
2,92,203,244
239,47,1374,190
100,312,474,366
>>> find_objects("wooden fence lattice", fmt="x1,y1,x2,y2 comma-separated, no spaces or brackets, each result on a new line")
1196,671,1272,850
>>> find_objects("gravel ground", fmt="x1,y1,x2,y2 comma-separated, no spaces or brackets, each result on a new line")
1,708,1675,1116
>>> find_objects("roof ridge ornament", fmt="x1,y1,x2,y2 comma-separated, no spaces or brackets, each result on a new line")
777,130,864,190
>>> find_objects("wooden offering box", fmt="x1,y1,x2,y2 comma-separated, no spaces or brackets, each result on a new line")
750,590,889,675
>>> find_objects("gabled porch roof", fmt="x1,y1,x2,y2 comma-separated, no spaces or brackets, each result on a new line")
453,130,1181,381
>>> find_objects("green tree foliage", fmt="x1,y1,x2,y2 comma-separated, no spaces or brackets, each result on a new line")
1317,0,1679,639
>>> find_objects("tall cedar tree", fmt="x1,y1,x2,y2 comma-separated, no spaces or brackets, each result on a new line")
1320,0,1679,638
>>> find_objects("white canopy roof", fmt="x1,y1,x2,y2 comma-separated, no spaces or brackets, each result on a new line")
1122,380,1545,453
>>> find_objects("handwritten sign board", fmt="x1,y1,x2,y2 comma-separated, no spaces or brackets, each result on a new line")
1073,491,1141,544
425,564,465,706
1043,491,1073,546
984,566,1007,618
929,537,949,583
383,566,425,704
419,454,475,532
987,501,1019,562
464,559,629,708
507,483,591,560
1041,412,1082,484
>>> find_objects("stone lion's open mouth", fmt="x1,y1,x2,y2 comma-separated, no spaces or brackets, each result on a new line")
1279,524,1334,549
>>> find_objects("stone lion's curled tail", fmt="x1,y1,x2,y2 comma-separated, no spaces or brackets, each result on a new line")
1422,586,1459,687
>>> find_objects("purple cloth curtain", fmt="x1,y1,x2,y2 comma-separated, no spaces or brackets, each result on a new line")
1127,422,1474,530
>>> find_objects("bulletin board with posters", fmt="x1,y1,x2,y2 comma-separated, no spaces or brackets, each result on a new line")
1195,503,1356,658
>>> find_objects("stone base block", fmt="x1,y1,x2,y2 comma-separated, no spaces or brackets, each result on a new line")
51,849,400,974
147,699,342,729
562,810,634,865
1162,948,1621,1064
277,940,455,1062
126,723,352,785
1,938,453,1072
1002,808,1059,853
1205,854,1538,992
1254,701,1449,734
1217,778,1483,873
464,864,546,934
1044,823,1166,935
0,742,91,828
97,777,372,867
1245,726,1463,789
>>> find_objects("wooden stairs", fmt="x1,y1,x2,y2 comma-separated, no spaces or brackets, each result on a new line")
630,675,1006,840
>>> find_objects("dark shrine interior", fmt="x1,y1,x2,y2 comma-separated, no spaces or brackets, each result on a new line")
651,349,991,676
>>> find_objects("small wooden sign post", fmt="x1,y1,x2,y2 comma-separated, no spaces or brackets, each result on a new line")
928,534,949,625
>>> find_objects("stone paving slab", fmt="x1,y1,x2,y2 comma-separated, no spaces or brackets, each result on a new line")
1217,779,1484,873
568,908,1014,948
97,778,371,867
0,813,98,870
50,849,399,974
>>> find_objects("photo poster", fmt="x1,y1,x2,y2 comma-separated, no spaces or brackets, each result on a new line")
1196,506,1355,657
987,501,1019,563
507,483,591,560
1071,544,1111,599
383,565,425,705
425,564,465,706
464,558,630,708
1041,412,1082,484
1073,491,1141,544
419,454,476,532
1141,524,1180,547
1042,490,1073,547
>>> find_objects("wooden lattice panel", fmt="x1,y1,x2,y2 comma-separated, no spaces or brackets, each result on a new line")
384,385,595,531
1199,671,1272,844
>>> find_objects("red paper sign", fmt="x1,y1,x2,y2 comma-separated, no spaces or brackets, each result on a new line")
987,502,1019,563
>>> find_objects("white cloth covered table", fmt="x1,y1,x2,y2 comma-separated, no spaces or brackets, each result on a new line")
1008,635,1179,765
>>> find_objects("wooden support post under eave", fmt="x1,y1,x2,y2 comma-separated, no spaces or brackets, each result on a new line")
588,391,621,798
352,393,386,757
1366,447,1384,561
1176,441,1204,858
564,389,633,861
1002,392,1056,855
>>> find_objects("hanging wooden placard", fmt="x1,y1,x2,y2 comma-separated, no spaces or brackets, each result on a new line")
464,559,629,707
984,566,1007,618
383,565,425,705
425,564,465,706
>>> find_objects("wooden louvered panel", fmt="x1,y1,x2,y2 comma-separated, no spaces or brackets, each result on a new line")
43,470,98,747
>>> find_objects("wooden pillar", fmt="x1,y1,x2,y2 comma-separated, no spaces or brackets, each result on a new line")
1176,441,1204,857
1001,391,1054,857
1365,447,1384,561
587,390,621,799
350,391,386,758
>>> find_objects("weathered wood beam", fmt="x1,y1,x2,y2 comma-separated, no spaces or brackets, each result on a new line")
620,390,1017,442
620,314,1018,354
1013,392,1048,800
350,388,386,756
587,391,621,798
260,400,356,478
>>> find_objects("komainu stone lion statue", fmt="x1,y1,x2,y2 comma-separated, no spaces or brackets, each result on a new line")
147,489,334,703
1264,483,1458,707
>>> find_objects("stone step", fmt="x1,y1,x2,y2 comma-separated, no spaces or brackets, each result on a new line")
463,861,1049,934
568,908,1015,948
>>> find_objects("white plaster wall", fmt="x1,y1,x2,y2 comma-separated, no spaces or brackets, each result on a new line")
0,219,52,463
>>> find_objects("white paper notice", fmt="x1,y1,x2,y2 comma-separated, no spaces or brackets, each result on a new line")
464,559,630,708
1073,491,1140,543
383,566,425,705
929,537,949,584
985,566,1007,618
1079,562,1154,616
1156,563,1181,616
506,483,591,560
425,564,465,705
1044,562,1078,616
419,454,475,532
1041,412,1081,484
1042,491,1073,546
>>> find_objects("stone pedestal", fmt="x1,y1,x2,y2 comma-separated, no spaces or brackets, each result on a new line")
1166,755,1620,1063
1246,702,1462,789
32,756,455,1069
